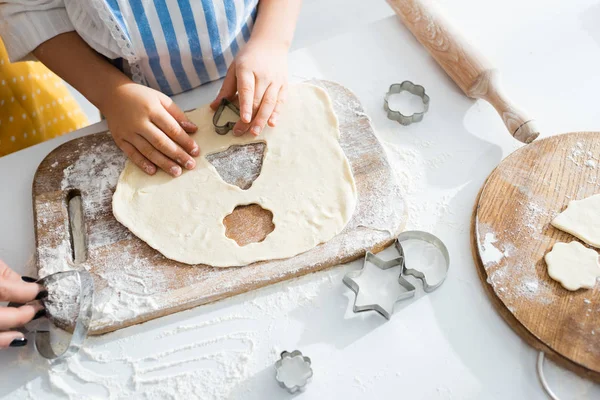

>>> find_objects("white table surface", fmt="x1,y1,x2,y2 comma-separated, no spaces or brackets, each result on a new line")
2,0,600,398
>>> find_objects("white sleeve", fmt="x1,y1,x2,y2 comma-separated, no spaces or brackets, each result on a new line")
0,0,74,62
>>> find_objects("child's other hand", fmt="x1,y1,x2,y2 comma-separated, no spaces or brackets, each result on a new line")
210,39,288,137
102,83,199,177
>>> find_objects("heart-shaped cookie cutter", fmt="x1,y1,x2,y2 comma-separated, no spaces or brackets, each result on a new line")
212,98,240,135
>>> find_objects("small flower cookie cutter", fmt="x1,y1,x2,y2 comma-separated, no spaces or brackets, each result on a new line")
384,81,430,126
274,350,313,393
213,98,240,135
343,230,450,320
9,270,94,361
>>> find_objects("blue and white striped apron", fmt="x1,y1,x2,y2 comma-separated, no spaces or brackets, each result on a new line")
105,0,258,95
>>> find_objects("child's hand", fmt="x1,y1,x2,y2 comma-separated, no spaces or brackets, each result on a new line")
0,260,45,349
102,83,200,177
210,39,288,137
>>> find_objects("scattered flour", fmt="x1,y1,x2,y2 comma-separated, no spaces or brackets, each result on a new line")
567,141,599,169
479,233,505,267
382,141,463,233
15,268,343,400
585,159,597,169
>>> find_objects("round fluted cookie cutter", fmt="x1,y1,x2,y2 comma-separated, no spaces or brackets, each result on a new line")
384,81,430,126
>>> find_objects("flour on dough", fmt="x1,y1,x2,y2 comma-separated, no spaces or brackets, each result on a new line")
112,84,357,267
552,194,600,248
545,241,600,291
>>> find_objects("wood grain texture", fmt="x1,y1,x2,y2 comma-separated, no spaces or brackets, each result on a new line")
34,80,407,335
386,0,538,143
205,142,265,190
224,204,274,246
472,132,600,381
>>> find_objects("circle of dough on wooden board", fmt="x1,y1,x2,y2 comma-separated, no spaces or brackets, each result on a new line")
112,84,358,267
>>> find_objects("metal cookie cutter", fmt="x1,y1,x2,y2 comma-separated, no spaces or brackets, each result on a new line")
213,98,240,135
343,230,450,320
9,270,94,361
274,350,313,393
384,81,430,126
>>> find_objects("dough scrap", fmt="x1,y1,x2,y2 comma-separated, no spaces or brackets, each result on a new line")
552,194,600,248
545,241,600,291
112,84,357,267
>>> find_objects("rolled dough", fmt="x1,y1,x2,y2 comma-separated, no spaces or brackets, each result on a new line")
552,194,600,248
545,241,600,291
112,84,357,267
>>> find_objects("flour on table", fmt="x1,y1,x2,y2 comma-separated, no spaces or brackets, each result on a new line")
15,268,343,400
545,241,600,291
552,194,600,248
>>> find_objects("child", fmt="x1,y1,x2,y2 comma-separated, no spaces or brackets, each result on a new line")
0,38,89,156
0,0,301,175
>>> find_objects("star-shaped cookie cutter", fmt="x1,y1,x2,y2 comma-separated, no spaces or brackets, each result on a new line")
343,230,450,320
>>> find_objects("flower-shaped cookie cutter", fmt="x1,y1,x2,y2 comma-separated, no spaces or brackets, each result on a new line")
384,81,430,126
274,350,313,393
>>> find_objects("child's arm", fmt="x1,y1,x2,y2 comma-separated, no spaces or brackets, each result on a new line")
33,32,199,177
210,0,302,137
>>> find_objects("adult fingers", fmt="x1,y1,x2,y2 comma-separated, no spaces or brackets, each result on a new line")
236,68,255,124
0,260,21,282
268,85,287,127
0,331,27,349
249,83,279,136
130,134,182,177
159,96,198,135
151,108,199,162
0,303,44,331
210,63,238,110
117,139,156,175
0,278,42,304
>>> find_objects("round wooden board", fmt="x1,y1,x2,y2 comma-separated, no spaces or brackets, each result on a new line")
471,131,600,382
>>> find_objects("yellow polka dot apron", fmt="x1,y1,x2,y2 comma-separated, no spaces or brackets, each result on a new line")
0,39,89,157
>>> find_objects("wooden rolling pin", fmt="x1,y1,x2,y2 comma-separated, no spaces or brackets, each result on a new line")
387,0,539,143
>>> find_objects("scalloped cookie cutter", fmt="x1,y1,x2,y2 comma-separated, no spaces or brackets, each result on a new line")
384,81,430,126
274,350,313,393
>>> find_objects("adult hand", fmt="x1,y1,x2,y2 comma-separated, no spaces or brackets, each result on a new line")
210,38,288,137
0,260,45,349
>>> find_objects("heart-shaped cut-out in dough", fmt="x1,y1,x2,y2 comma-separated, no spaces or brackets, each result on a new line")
206,142,266,190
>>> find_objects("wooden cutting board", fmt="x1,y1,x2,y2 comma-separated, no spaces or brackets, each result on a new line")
33,80,406,335
472,132,600,382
